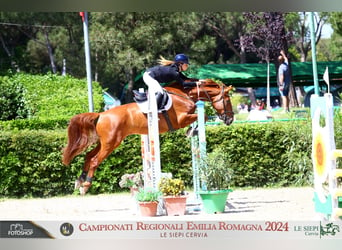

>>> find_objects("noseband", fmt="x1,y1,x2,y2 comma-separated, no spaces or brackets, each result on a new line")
197,83,234,120
215,85,234,119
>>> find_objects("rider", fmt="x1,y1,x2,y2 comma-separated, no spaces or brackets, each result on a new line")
143,54,200,109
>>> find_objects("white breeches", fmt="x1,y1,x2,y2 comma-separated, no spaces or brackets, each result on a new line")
143,72,163,94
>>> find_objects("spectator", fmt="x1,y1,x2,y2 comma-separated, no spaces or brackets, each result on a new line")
277,50,291,112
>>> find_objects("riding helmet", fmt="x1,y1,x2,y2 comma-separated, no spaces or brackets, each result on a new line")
174,54,190,65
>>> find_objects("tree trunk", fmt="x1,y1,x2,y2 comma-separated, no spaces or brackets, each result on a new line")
239,34,257,107
288,62,299,108
124,67,136,103
43,28,57,74
0,33,20,72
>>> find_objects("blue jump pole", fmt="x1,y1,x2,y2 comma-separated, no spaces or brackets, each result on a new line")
191,121,200,201
196,101,207,174
190,101,207,209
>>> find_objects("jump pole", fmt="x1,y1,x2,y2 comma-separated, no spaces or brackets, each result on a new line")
141,89,161,190
197,100,207,189
190,101,206,207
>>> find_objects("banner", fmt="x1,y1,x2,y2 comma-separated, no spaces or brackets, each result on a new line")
1,220,342,239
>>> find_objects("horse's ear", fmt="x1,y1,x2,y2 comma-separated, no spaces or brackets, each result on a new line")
225,85,234,92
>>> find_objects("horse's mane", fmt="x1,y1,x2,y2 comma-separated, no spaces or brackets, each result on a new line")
166,79,222,91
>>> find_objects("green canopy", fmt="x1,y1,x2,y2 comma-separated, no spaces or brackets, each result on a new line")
188,61,342,87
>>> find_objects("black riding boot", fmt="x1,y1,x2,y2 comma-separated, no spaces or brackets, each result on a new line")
155,92,165,110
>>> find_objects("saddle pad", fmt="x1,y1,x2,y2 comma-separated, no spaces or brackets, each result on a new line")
136,92,173,114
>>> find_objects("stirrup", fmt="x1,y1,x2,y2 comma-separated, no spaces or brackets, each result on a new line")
133,90,147,102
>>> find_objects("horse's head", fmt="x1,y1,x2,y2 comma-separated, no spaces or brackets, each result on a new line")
188,79,234,125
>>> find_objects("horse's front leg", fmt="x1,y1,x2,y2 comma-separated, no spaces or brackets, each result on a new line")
178,113,198,127
175,113,198,136
182,113,209,137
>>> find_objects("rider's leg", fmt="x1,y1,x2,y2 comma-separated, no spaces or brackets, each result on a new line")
143,72,165,109
143,72,163,94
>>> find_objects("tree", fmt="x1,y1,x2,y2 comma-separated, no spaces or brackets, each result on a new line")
241,12,297,108
286,12,329,62
199,12,262,105
329,12,342,36
0,12,32,73
89,12,215,103
323,12,342,61
200,12,247,63
0,12,84,76
24,13,84,76
316,36,342,61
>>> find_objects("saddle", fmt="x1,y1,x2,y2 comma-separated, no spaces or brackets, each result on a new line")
133,89,172,113
133,89,174,132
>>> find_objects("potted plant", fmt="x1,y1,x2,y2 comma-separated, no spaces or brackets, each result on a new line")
158,177,187,216
136,188,161,216
119,171,143,196
198,148,233,214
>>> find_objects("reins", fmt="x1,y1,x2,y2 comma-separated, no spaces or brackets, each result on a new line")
192,83,234,117
166,81,234,117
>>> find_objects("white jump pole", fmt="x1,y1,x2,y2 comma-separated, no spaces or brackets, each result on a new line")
142,89,161,191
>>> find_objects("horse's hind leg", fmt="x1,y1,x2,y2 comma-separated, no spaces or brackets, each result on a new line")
75,144,101,191
80,141,120,194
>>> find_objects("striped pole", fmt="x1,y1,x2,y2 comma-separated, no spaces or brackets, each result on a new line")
142,89,161,190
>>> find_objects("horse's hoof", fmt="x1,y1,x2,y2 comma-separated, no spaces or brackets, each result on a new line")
186,125,198,137
79,181,91,195
79,186,87,195
74,179,82,190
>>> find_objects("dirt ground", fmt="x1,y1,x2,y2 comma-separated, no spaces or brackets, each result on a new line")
0,186,321,221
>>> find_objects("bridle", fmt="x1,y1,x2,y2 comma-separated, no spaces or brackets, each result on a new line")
165,81,234,124
194,82,234,120
213,84,234,120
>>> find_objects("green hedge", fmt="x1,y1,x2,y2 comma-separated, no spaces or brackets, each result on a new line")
206,121,313,187
0,73,104,121
0,118,68,131
0,119,318,198
0,76,29,120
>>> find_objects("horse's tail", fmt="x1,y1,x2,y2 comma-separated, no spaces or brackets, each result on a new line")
62,112,100,165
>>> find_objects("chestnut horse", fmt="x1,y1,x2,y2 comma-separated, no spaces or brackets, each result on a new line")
62,79,234,194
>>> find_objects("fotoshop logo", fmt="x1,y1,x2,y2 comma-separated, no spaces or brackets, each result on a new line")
0,221,54,238
60,222,74,236
7,223,34,237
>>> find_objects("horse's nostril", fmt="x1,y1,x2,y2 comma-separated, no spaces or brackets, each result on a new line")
224,117,234,125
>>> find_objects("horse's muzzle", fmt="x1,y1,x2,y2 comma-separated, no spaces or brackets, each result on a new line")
219,114,234,125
